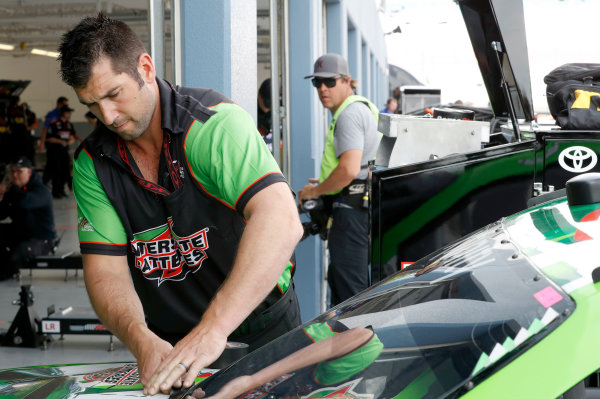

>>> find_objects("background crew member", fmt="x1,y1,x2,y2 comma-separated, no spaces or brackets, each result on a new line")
58,13,303,396
84,110,98,127
7,95,36,163
38,96,69,152
40,96,69,185
45,105,77,198
381,97,398,114
0,156,56,280
0,109,11,166
298,53,381,306
257,78,273,152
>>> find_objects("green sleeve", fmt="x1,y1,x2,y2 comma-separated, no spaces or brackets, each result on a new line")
304,321,383,386
73,148,128,255
184,103,285,213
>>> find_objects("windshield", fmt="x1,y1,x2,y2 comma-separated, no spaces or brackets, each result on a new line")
185,222,574,399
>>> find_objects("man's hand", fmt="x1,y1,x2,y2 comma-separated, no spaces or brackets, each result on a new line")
133,334,173,387
297,178,319,202
143,327,227,395
298,150,363,203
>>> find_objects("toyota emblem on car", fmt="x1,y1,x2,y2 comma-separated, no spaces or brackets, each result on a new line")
558,146,598,173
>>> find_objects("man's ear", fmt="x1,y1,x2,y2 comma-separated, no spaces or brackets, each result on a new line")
138,53,156,83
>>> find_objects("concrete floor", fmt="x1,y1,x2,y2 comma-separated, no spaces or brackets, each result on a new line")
0,192,134,370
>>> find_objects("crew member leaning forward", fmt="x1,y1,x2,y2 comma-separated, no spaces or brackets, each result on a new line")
58,12,303,396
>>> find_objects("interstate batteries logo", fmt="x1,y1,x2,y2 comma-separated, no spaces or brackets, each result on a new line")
131,219,209,285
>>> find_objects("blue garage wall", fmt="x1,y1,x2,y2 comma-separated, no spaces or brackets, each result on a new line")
179,0,257,119
288,0,328,320
289,0,388,320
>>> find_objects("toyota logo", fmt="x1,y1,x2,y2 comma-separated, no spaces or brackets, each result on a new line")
558,146,598,173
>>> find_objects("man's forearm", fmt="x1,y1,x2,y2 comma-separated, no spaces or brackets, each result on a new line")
303,149,362,199
312,166,356,197
195,182,303,338
82,254,153,355
38,128,47,150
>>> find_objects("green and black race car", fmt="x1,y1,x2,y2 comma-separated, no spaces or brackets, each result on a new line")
2,173,600,398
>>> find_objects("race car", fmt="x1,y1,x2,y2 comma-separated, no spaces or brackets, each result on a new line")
2,173,600,398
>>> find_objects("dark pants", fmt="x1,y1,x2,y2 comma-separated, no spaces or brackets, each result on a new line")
45,145,70,196
148,283,302,353
0,224,53,280
328,206,370,306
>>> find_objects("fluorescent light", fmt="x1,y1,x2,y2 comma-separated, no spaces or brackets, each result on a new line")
30,48,59,58
0,43,14,51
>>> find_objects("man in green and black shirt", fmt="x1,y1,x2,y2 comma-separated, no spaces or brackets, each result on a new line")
58,13,303,396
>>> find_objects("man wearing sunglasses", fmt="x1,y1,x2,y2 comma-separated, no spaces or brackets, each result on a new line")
299,53,380,306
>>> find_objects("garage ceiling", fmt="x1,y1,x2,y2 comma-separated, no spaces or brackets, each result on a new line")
0,0,271,63
0,0,151,56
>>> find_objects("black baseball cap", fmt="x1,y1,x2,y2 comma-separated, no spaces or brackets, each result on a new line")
304,53,350,79
59,105,75,115
12,156,32,169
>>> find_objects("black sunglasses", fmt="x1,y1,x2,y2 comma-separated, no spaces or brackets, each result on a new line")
311,76,343,88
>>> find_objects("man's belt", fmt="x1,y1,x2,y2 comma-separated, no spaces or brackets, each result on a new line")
338,179,368,209
233,282,297,336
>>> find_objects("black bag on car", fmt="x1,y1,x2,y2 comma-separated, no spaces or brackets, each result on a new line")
544,63,600,130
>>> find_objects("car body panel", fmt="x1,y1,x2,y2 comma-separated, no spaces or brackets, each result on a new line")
1,197,598,399
460,198,600,397
0,362,215,398
463,284,600,398
186,195,585,399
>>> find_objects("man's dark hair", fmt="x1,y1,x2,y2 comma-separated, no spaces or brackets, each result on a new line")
58,12,146,88
59,105,74,116
56,96,68,105
258,78,271,109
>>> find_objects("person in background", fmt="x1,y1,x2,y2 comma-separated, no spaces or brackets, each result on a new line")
0,156,56,280
256,78,273,152
7,96,36,163
40,96,69,186
381,97,398,114
45,105,76,198
39,96,69,152
58,13,302,395
0,106,11,166
84,110,98,126
298,53,381,306
22,102,40,158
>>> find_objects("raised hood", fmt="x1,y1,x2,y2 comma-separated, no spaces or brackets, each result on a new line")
0,79,30,109
458,0,534,122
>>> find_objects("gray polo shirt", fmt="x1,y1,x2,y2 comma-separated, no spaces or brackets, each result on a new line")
333,101,380,180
